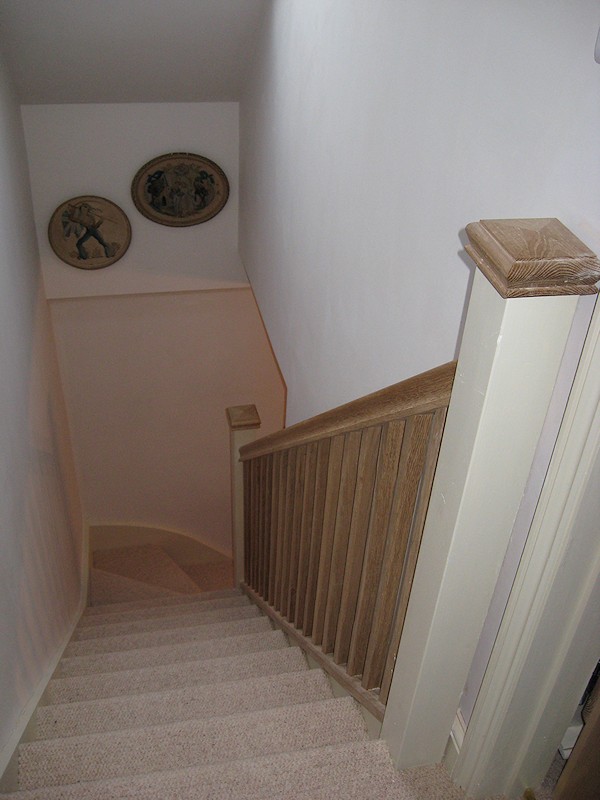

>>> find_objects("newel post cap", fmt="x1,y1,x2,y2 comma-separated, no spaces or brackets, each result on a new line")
465,218,600,298
226,404,261,431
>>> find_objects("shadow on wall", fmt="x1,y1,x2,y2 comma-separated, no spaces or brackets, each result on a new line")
8,284,82,730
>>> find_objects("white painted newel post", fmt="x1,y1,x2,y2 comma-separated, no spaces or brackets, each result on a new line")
226,405,261,586
381,220,600,793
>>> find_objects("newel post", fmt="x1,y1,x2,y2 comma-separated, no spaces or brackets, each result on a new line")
381,220,600,782
226,405,261,586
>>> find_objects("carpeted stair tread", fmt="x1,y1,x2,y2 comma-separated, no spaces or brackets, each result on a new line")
78,593,250,629
66,605,261,653
36,669,333,739
18,697,367,789
179,560,234,592
93,545,203,595
89,568,186,606
0,740,412,800
84,587,241,616
56,620,275,676
45,644,306,704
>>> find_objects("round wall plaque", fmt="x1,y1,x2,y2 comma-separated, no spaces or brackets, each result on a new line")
131,152,229,227
48,196,131,269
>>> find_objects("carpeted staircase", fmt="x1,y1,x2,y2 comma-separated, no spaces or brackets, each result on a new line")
1,545,468,799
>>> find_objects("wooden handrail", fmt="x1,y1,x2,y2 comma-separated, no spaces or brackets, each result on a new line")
240,361,456,461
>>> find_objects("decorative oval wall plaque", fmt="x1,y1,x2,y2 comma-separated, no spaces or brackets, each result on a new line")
131,152,229,227
48,196,131,269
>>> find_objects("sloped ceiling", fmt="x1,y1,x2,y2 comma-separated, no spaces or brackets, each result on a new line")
0,0,268,103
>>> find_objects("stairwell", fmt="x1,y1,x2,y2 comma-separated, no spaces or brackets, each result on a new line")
1,545,466,799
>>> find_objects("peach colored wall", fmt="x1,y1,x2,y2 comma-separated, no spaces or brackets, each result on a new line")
50,288,285,555
0,55,83,772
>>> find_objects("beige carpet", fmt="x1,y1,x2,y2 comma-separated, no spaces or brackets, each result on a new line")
1,546,509,799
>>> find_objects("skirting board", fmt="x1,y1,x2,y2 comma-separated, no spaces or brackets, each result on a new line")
444,712,467,772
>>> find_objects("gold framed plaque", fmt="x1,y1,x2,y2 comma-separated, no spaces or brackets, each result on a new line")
48,196,131,269
131,152,229,227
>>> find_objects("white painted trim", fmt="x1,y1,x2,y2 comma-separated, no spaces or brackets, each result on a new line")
452,295,600,798
381,271,580,769
444,711,467,772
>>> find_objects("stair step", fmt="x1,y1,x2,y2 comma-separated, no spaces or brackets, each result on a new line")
93,545,202,595
18,697,366,790
56,620,275,677
89,568,186,606
36,669,332,739
45,642,306,705
84,587,241,616
179,560,234,592
78,593,249,629
67,605,261,653
2,740,403,799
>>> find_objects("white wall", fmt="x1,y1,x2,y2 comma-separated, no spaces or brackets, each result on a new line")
240,0,600,425
22,102,247,298
0,56,82,773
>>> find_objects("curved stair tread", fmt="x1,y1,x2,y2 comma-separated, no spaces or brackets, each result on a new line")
83,586,242,617
78,592,249,629
93,545,203,595
89,568,186,606
66,604,261,654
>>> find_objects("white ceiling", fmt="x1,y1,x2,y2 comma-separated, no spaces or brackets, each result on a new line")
0,0,269,104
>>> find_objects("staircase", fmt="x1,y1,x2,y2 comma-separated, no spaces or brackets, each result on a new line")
1,545,466,799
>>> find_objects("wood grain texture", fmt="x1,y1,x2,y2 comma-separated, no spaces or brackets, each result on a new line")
242,582,386,722
346,420,405,677
321,431,362,654
286,445,307,620
466,218,600,298
267,451,281,605
240,362,454,718
240,362,455,461
361,414,433,691
302,438,331,637
260,455,273,599
334,425,382,666
226,404,261,430
294,441,319,630
243,460,251,584
312,435,345,646
273,449,289,609
379,408,447,704
278,447,297,616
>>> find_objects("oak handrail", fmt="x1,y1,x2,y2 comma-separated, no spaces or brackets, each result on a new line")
239,361,456,461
